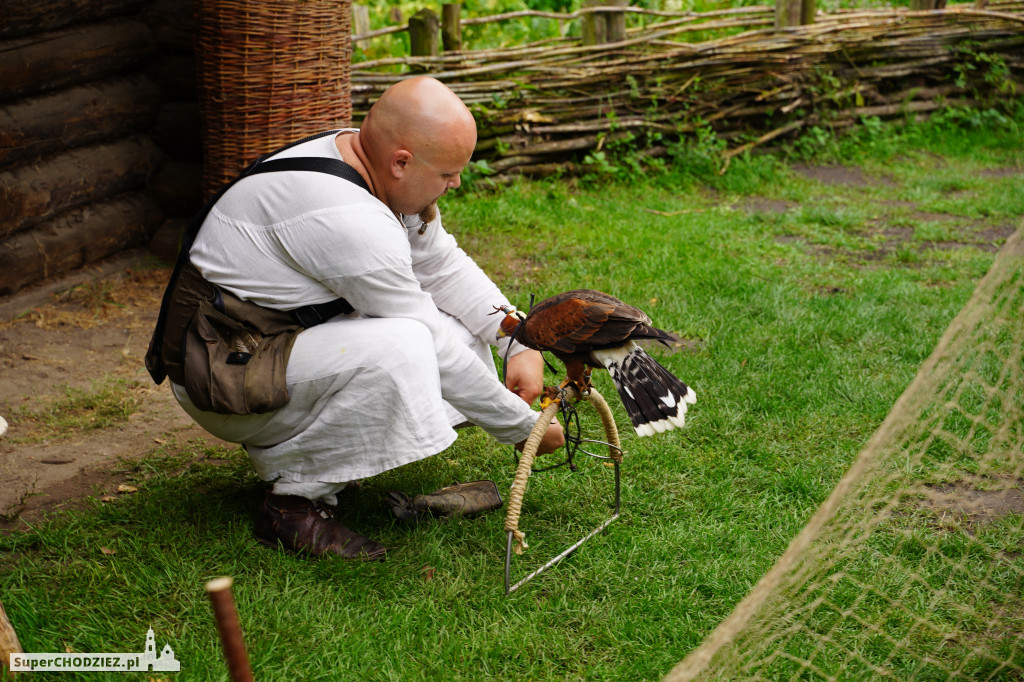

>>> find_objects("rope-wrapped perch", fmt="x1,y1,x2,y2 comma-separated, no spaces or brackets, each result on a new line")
504,385,623,555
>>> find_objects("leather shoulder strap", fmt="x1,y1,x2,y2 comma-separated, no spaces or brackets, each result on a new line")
146,133,367,383
248,157,370,193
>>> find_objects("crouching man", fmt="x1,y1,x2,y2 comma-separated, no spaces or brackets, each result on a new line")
145,77,564,560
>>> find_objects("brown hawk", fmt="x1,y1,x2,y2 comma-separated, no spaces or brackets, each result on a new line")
496,289,696,436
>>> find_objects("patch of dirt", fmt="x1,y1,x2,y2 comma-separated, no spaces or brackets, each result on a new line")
878,199,918,209
908,211,958,222
740,197,795,214
919,476,1024,540
0,252,230,530
776,216,1017,264
979,167,1024,178
792,163,895,187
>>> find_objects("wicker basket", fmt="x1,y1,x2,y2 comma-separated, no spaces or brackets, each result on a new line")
194,0,353,197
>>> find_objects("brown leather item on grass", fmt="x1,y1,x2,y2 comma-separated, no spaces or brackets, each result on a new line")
253,492,386,561
387,480,504,521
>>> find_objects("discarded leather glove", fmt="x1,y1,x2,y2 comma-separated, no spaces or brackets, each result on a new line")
386,480,503,521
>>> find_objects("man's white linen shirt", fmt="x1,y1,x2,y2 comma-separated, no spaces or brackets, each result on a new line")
186,131,538,445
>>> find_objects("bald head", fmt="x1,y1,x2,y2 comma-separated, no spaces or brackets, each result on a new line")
362,76,477,167
354,77,477,218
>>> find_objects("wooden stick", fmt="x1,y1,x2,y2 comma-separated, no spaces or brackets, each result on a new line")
0,598,22,680
205,577,254,682
351,5,775,41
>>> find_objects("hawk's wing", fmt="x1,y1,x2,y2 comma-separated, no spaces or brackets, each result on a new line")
524,290,651,353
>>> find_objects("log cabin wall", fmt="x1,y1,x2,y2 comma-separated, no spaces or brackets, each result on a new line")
142,0,203,264
0,0,203,297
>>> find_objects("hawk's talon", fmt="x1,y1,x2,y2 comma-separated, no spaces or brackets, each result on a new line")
539,385,566,409
579,369,594,396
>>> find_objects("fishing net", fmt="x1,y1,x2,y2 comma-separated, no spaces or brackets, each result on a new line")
667,223,1024,681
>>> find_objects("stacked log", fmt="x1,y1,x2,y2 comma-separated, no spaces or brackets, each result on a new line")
141,0,204,262
351,2,1024,178
0,0,167,295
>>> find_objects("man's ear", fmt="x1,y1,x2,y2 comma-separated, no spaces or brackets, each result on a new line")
390,149,412,179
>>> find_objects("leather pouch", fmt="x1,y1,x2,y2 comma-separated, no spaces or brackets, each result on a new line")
182,294,299,415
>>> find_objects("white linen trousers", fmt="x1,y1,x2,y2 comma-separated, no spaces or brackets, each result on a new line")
172,311,509,502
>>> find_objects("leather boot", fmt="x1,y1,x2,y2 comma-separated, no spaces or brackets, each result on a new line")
386,480,503,521
254,491,386,560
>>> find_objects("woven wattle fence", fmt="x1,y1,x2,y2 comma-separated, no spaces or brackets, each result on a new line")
350,2,1024,178
194,0,354,197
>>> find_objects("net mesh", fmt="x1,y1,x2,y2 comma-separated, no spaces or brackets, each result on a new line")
667,223,1024,681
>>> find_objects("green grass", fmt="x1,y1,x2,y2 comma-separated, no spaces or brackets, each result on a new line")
12,378,139,443
2,104,1022,681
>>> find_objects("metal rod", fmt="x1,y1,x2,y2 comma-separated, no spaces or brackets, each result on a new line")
613,460,621,515
568,436,623,460
506,512,621,595
503,385,624,595
505,531,514,595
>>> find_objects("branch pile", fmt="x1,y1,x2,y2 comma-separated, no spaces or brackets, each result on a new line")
351,3,1024,176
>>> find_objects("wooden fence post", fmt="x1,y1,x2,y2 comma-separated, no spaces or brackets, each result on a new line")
581,0,606,45
606,0,627,43
409,7,439,73
776,0,815,26
909,0,947,8
442,4,462,52
582,0,628,46
802,0,816,24
409,8,440,58
352,4,370,49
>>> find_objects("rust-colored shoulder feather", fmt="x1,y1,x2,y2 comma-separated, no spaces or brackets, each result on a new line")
522,292,613,353
521,289,670,352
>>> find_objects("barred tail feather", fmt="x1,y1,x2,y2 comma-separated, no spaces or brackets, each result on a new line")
593,343,697,437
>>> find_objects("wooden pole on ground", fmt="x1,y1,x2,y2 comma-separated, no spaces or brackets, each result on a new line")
205,577,253,682
0,598,22,680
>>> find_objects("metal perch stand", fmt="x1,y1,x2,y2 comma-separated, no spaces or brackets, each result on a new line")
503,384,623,595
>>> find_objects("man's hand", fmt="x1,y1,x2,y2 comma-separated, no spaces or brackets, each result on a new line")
504,349,545,405
515,417,565,455
505,350,564,454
